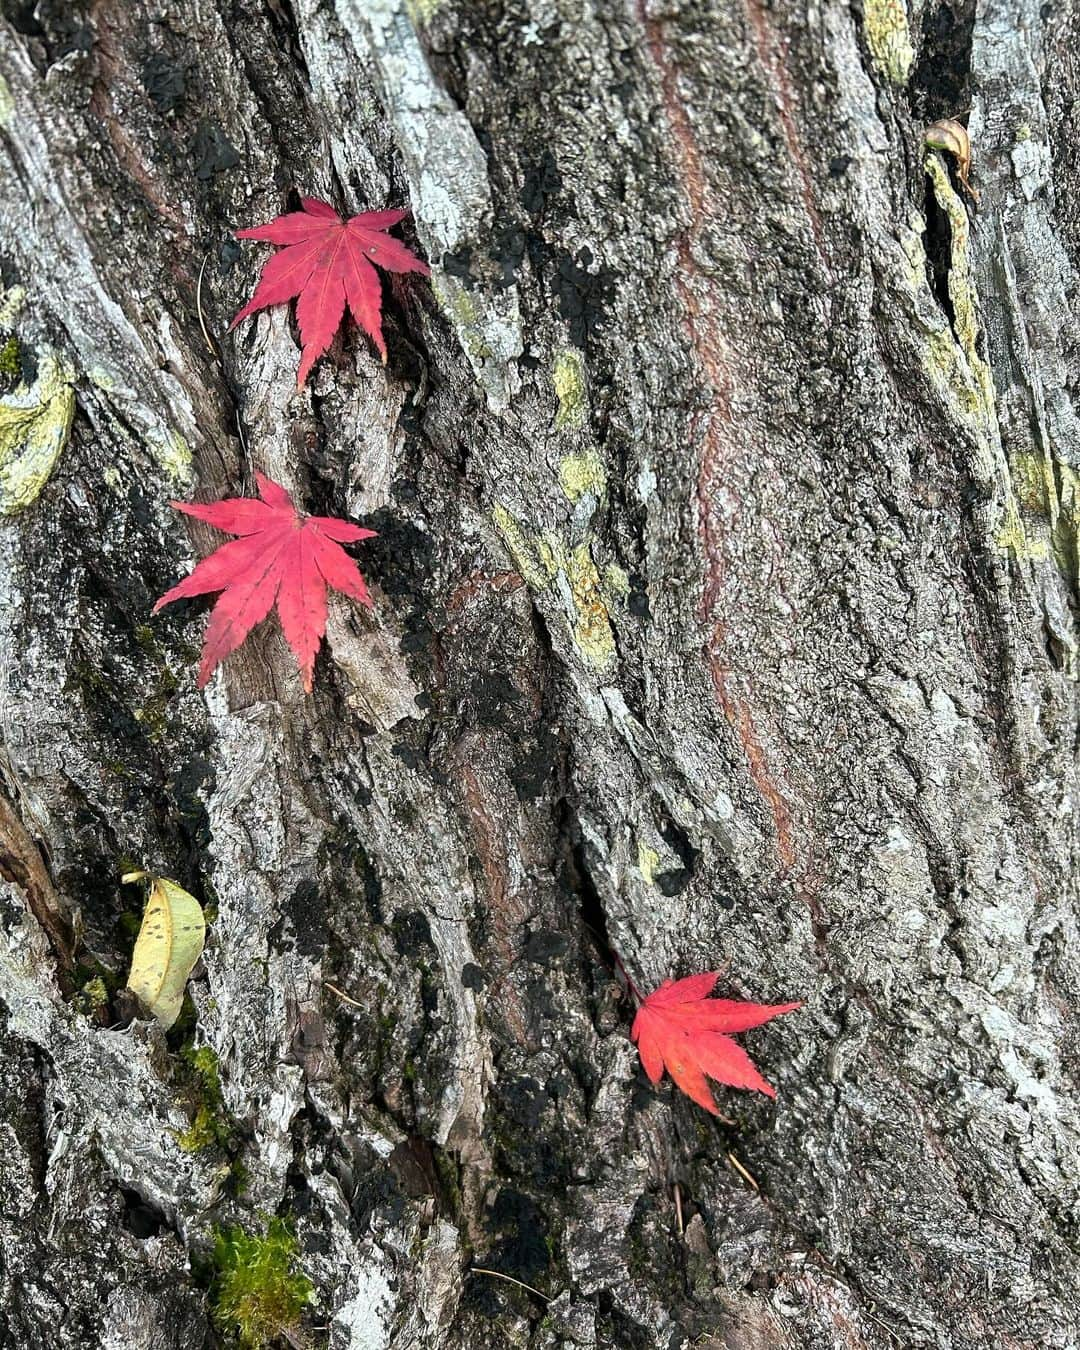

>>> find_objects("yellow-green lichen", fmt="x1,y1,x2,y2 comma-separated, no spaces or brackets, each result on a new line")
1002,452,1080,583
907,178,1037,564
0,284,25,330
1052,465,1080,586
903,215,991,426
406,0,443,20
604,562,630,598
87,366,119,392
1011,444,1060,526
0,75,13,127
923,153,1075,569
900,219,928,293
0,351,76,515
925,152,995,422
898,217,936,304
0,337,19,381
494,508,616,668
923,328,985,423
995,498,1048,562
433,274,492,364
553,349,587,431
82,976,109,1008
492,504,552,591
148,426,192,484
535,534,559,579
637,843,660,886
559,449,606,504
864,0,914,84
554,536,615,669
921,150,1004,505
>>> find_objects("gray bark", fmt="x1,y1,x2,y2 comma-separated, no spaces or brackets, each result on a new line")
0,0,1078,1346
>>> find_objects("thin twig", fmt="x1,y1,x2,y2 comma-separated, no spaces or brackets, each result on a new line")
233,403,249,456
673,1181,684,1234
727,1152,760,1190
195,253,216,359
469,1268,549,1302
195,249,249,456
323,981,365,1010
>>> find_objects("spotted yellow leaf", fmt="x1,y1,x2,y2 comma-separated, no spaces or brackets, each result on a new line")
123,871,206,1029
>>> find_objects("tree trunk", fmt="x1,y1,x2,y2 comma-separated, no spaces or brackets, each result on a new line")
1,0,1078,1346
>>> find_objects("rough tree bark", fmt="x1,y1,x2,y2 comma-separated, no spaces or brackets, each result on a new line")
0,0,1078,1346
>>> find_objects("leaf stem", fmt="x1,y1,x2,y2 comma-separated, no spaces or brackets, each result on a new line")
469,1268,549,1302
609,946,643,1005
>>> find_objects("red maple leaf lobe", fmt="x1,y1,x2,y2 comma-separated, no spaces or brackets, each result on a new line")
153,473,376,693
631,972,800,1113
231,197,430,387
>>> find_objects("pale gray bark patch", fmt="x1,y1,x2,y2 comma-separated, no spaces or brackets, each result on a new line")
336,0,524,408
0,0,1079,1347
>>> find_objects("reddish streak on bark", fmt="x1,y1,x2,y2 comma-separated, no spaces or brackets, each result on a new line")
743,0,833,278
638,7,732,625
89,3,187,237
705,634,796,871
641,6,802,875
444,570,524,616
456,755,529,1044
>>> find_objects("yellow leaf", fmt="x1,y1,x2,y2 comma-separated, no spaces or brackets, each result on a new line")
125,874,206,1029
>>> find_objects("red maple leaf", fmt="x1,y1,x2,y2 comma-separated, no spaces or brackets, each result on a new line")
230,197,430,387
631,972,800,1113
153,473,375,692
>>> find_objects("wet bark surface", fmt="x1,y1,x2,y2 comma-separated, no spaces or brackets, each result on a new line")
1,1,1079,1346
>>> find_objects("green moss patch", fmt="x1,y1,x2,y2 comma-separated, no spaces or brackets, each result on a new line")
210,1218,314,1349
176,1045,233,1153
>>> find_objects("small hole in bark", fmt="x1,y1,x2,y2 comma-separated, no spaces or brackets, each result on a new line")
655,821,700,897
119,1187,166,1239
911,0,977,123
568,830,617,975
922,187,957,331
